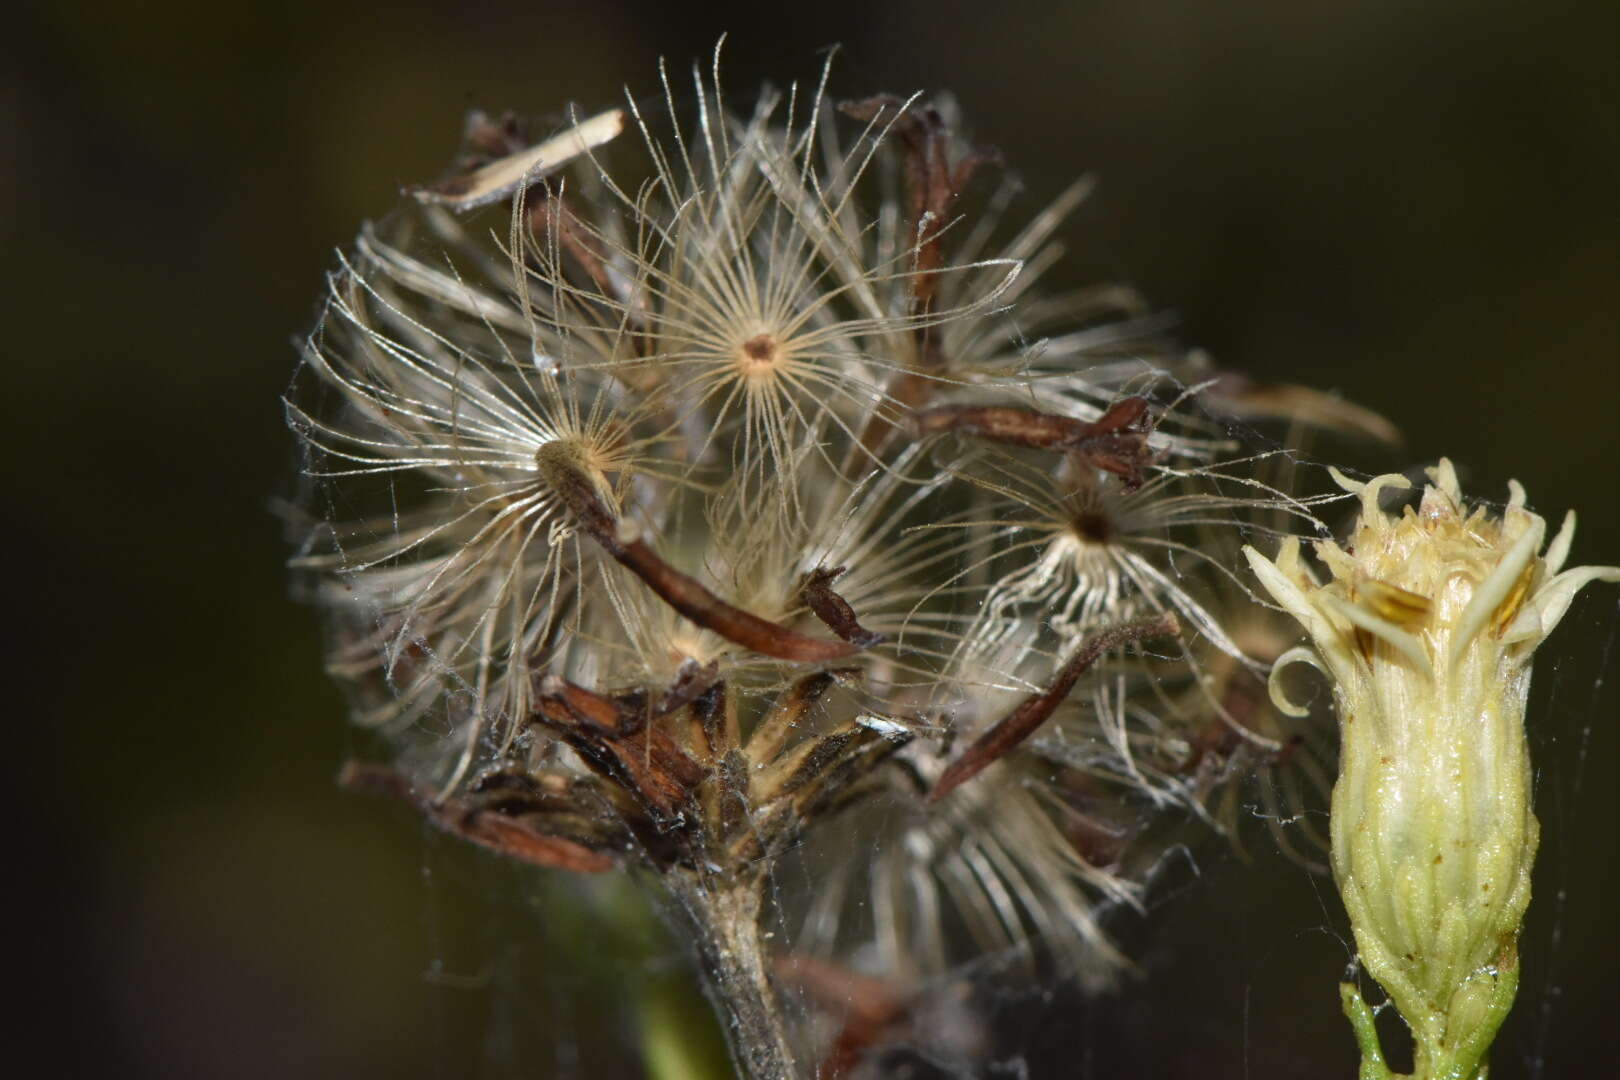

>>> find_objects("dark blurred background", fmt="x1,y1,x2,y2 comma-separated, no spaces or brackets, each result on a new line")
11,1,1620,1076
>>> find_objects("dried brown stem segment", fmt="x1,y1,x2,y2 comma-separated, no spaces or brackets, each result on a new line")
928,612,1180,803
912,396,1147,447
535,443,860,663
841,95,999,462
839,96,998,316
799,567,886,648
911,396,1154,486
338,760,615,873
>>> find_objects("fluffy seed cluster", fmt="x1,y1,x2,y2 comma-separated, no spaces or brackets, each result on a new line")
286,48,1370,1074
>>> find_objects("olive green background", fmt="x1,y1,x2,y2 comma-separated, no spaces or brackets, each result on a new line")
12,1,1620,1076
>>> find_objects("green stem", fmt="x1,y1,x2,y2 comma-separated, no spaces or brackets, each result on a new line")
1341,981,1395,1080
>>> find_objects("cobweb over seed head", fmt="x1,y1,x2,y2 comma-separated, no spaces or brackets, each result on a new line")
286,42,1377,1076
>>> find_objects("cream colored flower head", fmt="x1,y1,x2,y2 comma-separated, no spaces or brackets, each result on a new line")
1243,459,1619,1079
1247,459,1616,695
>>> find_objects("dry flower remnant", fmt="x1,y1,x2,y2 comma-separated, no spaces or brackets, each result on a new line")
1246,462,1620,1079
286,41,1469,1079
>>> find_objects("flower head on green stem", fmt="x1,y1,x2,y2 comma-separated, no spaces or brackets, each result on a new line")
1246,460,1620,1079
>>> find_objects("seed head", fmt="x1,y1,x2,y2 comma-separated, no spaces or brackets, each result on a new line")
286,44,1363,1074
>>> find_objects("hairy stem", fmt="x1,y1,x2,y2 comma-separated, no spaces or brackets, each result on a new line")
667,871,799,1080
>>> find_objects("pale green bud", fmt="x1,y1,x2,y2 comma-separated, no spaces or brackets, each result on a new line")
1245,460,1620,1079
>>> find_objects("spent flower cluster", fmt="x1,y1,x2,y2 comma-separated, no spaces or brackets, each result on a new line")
285,45,1612,1079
